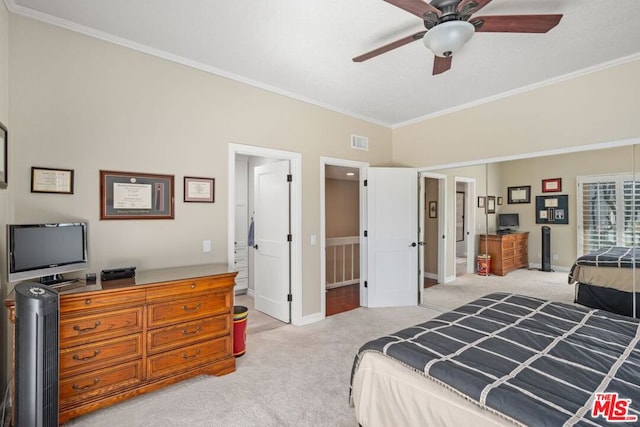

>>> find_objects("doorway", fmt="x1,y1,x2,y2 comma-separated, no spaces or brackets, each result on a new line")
454,177,476,277
228,144,303,325
320,157,368,317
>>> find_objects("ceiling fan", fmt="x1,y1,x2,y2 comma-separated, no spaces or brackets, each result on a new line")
353,0,563,75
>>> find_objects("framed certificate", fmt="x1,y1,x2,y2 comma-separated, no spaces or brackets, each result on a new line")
507,185,531,204
184,176,215,203
100,170,174,219
31,167,74,194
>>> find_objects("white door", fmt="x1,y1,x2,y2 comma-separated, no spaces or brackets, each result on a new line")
367,167,419,307
253,160,290,322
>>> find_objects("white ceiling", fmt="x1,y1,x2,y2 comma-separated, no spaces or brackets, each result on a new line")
6,0,640,127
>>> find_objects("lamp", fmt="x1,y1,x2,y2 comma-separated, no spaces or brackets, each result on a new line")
423,20,475,58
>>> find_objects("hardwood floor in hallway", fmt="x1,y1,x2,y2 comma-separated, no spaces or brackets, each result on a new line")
326,283,359,316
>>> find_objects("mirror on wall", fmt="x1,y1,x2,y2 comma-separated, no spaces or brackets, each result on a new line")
420,144,638,315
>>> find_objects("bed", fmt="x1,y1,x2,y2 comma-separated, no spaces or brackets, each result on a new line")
568,246,640,317
350,292,640,426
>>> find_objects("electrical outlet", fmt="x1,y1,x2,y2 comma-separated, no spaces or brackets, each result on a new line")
553,254,559,260
203,240,211,253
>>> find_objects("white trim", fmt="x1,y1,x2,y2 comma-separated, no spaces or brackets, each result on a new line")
393,53,640,129
228,143,303,326
420,138,640,173
297,312,325,326
320,157,369,317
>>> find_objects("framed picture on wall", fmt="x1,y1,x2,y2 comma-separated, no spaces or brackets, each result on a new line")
477,196,485,208
0,121,6,189
429,201,437,218
486,196,496,214
184,176,215,203
507,185,531,204
542,178,562,193
100,170,175,219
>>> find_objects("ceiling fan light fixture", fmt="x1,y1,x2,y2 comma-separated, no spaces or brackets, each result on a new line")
423,20,475,58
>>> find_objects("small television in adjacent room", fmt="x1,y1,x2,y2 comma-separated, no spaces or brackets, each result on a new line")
7,222,88,285
497,213,519,232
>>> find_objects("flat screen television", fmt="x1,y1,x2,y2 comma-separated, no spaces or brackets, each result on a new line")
7,222,88,284
497,213,519,231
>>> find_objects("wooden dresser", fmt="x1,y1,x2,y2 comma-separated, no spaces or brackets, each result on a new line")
478,232,529,276
5,264,237,424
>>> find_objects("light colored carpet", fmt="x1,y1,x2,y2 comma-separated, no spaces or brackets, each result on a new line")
64,304,441,427
423,268,575,312
234,293,286,335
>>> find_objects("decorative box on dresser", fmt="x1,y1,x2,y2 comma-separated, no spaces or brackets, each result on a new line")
478,232,529,276
5,264,237,425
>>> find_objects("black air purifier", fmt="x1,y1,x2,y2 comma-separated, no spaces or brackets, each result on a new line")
14,282,59,427
541,226,552,272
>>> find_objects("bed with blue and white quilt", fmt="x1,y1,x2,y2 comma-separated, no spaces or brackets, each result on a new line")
350,293,640,426
569,246,640,317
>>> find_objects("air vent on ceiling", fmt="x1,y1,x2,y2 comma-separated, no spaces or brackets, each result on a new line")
351,134,369,151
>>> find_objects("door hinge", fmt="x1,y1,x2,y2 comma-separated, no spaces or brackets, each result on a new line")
287,234,292,242
364,281,368,288
287,174,292,182
287,293,293,302
364,230,368,237
364,179,368,187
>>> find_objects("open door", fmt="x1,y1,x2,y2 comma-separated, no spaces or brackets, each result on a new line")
253,160,291,322
366,167,418,307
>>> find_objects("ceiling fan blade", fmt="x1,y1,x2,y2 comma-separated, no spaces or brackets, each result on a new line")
432,56,452,75
457,0,492,15
384,0,442,18
353,31,426,62
470,14,563,33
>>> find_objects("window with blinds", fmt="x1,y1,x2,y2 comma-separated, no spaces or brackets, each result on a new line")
578,174,640,255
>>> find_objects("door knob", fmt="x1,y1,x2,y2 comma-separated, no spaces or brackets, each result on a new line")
253,244,259,250
409,242,417,247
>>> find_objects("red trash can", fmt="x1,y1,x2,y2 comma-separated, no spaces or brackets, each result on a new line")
233,306,248,357
477,254,491,276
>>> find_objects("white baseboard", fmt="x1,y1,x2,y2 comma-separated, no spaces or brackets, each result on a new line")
424,272,438,280
296,311,324,326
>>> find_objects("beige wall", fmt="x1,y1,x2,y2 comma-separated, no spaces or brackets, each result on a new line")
393,59,640,167
7,15,393,322
0,0,9,400
497,145,637,268
325,179,359,238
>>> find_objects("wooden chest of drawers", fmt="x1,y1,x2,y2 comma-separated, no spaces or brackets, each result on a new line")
5,264,237,425
478,232,529,276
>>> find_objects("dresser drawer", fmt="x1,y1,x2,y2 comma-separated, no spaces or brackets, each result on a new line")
59,360,143,404
145,275,235,301
146,336,231,380
147,315,230,354
147,293,230,328
60,334,143,378
60,307,144,346
60,289,145,313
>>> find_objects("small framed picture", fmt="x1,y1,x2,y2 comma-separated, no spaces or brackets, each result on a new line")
184,176,215,203
0,121,7,189
542,178,562,193
429,201,437,218
478,196,485,208
486,196,496,214
497,197,503,206
31,167,74,194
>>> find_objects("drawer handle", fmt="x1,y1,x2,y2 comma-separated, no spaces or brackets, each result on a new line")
181,326,202,336
182,303,201,312
85,298,92,305
73,350,101,361
190,282,197,289
72,378,100,391
73,321,101,332
181,350,201,360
